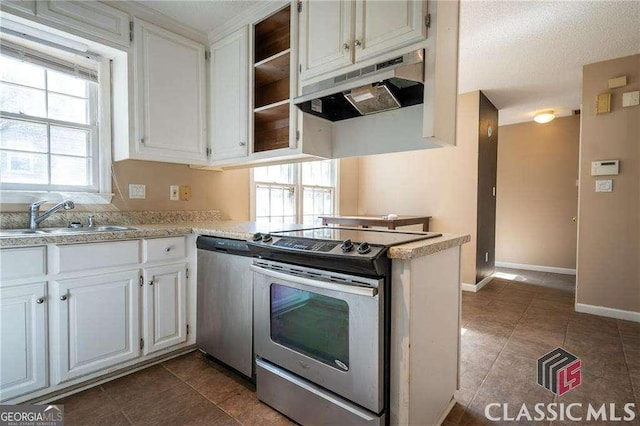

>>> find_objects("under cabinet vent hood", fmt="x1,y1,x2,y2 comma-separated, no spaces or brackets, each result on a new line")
294,49,424,122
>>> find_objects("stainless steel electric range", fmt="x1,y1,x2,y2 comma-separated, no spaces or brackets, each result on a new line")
247,227,442,426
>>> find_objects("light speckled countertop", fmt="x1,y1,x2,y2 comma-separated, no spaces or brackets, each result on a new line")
0,221,470,259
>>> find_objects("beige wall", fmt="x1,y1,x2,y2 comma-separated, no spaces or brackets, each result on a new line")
356,92,480,284
0,160,251,219
110,160,250,219
496,116,580,269
338,157,360,215
577,54,640,313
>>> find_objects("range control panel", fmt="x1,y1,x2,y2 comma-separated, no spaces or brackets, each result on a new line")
250,234,384,259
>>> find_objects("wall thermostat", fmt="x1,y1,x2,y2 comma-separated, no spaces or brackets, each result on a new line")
591,160,619,176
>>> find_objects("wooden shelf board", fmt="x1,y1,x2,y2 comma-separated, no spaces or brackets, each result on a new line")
255,48,290,68
254,99,290,116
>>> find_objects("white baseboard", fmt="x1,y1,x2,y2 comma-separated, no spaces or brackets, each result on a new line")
495,261,576,276
575,303,640,323
461,275,494,293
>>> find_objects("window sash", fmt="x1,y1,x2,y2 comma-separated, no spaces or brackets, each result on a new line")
253,161,337,224
0,81,99,192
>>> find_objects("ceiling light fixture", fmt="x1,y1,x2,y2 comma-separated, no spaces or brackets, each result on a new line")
534,110,555,124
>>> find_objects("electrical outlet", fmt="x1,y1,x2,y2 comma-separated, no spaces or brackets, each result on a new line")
180,185,191,201
170,185,179,201
595,180,613,193
128,184,146,199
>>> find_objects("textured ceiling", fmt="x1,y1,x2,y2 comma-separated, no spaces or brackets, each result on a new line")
460,0,640,124
137,0,640,125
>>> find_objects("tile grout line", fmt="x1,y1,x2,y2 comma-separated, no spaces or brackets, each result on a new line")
460,296,533,421
161,361,245,425
616,320,639,405
98,385,136,425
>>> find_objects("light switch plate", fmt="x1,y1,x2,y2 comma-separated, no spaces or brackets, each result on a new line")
622,91,640,108
180,185,191,201
595,180,613,193
170,185,179,201
129,184,146,199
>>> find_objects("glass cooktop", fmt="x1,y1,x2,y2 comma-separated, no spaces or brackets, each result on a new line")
271,227,441,247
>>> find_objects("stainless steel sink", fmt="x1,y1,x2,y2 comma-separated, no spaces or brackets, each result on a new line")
0,226,137,236
0,229,40,236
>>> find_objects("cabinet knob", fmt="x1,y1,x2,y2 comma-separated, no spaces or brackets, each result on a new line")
342,43,350,50
149,280,154,286
60,295,67,301
140,137,145,145
354,39,362,47
165,247,172,252
239,141,246,147
36,297,45,304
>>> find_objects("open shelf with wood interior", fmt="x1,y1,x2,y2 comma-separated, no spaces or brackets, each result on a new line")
253,5,291,153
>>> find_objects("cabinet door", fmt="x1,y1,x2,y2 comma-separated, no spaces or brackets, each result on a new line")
210,27,249,161
142,264,187,355
134,18,207,165
36,1,130,47
50,271,140,384
0,0,36,16
0,283,47,402
299,0,354,82
354,0,426,62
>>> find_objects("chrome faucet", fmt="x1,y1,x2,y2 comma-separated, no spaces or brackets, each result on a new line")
28,200,75,230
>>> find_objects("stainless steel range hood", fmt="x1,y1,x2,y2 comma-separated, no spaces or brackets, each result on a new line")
294,49,424,122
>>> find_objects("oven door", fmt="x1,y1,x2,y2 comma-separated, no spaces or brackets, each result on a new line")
252,260,384,414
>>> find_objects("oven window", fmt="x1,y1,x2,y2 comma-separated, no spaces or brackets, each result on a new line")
270,284,349,371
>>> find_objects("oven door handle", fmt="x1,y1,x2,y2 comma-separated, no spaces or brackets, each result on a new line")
250,264,378,297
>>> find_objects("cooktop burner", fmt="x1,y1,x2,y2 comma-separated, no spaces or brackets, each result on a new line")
270,227,442,247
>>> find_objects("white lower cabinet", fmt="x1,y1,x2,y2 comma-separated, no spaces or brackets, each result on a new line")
50,270,140,384
142,264,187,355
0,282,48,402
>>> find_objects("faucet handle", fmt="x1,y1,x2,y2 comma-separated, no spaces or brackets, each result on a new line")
30,200,48,210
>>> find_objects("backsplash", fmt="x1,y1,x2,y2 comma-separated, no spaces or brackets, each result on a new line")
0,210,226,229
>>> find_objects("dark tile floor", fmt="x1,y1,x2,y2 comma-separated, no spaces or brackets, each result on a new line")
54,353,294,426
54,269,639,426
445,269,640,425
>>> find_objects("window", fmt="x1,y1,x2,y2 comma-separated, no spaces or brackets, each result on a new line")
253,160,337,226
0,39,109,199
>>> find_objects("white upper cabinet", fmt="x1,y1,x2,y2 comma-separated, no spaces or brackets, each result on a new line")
0,283,48,402
298,0,427,83
210,27,249,161
354,0,426,62
0,0,36,16
36,1,130,47
133,18,208,165
298,0,354,81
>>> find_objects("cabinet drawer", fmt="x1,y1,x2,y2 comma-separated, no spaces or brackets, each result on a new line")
52,240,140,274
143,237,187,263
0,246,46,280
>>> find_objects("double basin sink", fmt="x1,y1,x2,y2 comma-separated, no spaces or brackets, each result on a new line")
0,226,137,237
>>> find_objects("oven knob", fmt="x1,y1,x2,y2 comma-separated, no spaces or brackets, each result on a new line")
357,242,371,254
252,233,263,242
262,233,273,242
341,239,354,252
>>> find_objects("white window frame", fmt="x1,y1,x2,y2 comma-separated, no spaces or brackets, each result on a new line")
250,160,340,225
0,37,113,204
